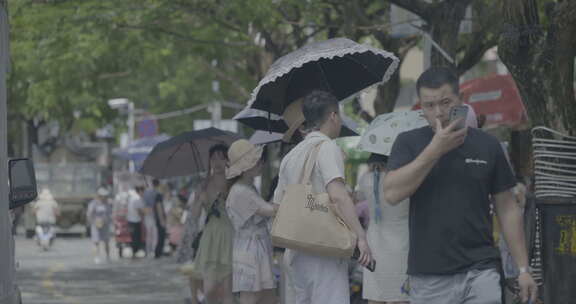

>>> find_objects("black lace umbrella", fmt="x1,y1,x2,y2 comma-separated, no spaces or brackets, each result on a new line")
245,37,399,115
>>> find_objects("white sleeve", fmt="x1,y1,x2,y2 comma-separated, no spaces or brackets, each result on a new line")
316,141,346,188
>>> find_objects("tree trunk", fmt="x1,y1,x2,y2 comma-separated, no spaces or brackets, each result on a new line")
499,0,576,136
427,1,471,68
509,129,532,181
373,68,401,115
371,31,419,116
498,0,576,201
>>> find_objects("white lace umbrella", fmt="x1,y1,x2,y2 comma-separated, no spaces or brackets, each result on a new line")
246,37,399,115
357,110,428,155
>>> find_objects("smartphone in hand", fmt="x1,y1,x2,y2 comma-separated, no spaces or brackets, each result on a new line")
352,247,376,272
449,105,469,130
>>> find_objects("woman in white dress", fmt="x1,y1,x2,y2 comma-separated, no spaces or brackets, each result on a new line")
357,153,409,304
225,140,278,304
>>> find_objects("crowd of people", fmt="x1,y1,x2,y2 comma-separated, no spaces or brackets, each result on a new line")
32,67,538,304
165,67,537,304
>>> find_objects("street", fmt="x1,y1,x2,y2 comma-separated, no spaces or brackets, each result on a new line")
14,236,189,304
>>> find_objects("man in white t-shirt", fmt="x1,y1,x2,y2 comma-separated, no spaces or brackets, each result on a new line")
274,90,373,304
127,186,145,258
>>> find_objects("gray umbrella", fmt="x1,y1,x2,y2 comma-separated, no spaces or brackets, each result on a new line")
246,37,399,115
139,127,242,179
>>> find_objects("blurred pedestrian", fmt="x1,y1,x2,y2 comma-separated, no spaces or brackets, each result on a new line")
113,183,132,258
356,153,409,304
33,188,60,248
87,187,113,263
167,190,185,254
177,190,205,304
152,181,167,258
143,179,161,257
273,90,373,304
226,140,278,304
127,186,146,259
33,188,60,226
383,67,537,304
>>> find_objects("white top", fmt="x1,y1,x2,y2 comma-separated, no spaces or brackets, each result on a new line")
227,183,270,235
274,131,345,204
273,131,346,264
126,190,144,223
34,197,59,224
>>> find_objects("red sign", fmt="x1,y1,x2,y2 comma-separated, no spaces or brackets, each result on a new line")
460,74,527,127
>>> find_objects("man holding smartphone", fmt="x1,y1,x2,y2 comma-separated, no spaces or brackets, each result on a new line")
383,67,538,304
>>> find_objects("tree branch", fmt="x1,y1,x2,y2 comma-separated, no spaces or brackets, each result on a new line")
386,0,432,20
98,70,132,80
197,60,250,99
259,29,283,58
116,24,248,47
172,0,247,35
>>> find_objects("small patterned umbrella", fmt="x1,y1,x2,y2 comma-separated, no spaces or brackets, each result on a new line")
357,110,428,155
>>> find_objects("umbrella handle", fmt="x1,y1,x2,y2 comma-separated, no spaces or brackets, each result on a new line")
189,142,205,175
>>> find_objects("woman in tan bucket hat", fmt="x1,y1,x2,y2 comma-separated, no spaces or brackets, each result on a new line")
225,139,278,304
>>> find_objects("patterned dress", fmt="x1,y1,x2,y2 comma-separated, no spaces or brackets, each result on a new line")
226,183,276,292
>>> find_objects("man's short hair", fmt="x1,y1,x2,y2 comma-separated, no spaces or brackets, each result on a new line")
301,90,339,130
152,179,160,187
416,67,459,96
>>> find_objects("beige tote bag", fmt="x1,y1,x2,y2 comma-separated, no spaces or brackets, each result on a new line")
271,141,357,258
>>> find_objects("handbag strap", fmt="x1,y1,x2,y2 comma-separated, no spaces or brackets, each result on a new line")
298,141,326,185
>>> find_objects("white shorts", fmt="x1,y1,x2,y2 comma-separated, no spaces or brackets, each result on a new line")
282,250,349,304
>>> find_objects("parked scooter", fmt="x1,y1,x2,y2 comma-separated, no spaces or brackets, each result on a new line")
35,224,55,251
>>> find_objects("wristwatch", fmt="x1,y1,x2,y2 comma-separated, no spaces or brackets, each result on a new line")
518,266,532,274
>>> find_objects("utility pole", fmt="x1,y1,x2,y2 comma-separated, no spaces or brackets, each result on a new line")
0,2,19,303
210,101,222,129
108,98,136,172
127,101,135,172
211,59,222,129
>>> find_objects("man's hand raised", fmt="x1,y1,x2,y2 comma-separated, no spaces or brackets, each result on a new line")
429,118,467,158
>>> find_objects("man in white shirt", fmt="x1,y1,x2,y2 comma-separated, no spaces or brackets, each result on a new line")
127,186,145,258
274,90,373,304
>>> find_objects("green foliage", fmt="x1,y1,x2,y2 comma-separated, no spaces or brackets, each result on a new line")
7,0,353,138
8,0,500,141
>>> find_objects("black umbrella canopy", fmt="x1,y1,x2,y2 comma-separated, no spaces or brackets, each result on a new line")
246,38,399,115
140,127,242,179
233,107,288,133
234,103,359,139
